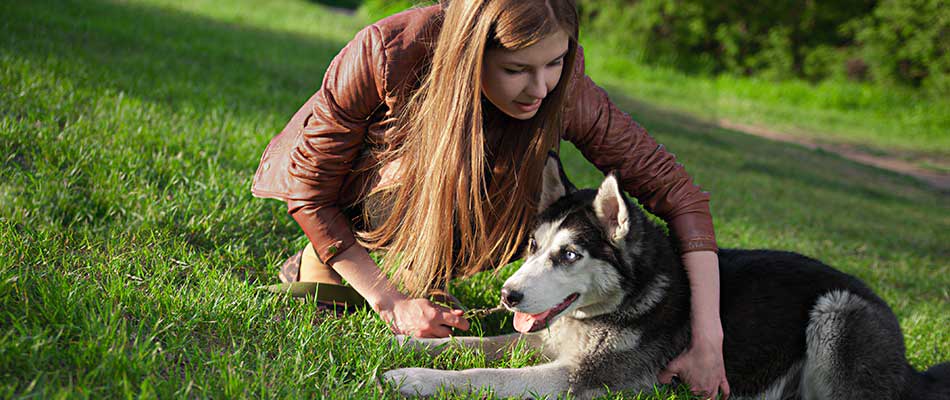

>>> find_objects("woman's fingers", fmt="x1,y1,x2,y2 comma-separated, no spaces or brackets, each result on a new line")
418,310,469,338
387,298,470,338
440,309,470,331
419,324,454,338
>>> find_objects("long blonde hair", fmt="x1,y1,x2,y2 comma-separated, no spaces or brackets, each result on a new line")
359,0,579,296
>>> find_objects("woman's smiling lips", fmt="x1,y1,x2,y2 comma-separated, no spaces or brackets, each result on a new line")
514,98,542,112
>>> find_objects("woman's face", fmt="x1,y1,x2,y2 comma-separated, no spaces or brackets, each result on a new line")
481,30,570,120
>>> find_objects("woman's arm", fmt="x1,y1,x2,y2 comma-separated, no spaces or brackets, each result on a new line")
658,251,730,399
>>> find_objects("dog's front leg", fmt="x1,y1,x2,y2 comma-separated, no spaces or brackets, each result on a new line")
384,362,570,398
395,333,543,362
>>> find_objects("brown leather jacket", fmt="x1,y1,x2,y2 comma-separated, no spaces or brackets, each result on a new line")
252,5,717,264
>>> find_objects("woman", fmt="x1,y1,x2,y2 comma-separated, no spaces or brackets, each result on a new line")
252,0,729,397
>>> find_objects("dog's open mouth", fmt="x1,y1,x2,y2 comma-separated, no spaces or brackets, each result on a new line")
512,293,580,333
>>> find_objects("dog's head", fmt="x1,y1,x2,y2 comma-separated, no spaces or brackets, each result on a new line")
502,154,645,333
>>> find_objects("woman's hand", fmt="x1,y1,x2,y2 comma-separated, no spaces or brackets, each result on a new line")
658,334,730,399
657,250,730,399
379,297,470,338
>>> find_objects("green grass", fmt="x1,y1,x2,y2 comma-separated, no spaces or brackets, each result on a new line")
1,0,947,398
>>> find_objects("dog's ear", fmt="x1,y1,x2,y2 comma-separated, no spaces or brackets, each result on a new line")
593,173,630,244
539,153,575,213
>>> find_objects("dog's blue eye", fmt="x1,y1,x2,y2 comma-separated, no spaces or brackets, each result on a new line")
562,250,580,263
528,238,538,253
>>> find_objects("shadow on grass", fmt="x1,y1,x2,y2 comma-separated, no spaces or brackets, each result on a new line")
0,0,345,120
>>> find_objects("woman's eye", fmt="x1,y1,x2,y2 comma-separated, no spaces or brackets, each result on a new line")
504,68,524,74
548,59,563,67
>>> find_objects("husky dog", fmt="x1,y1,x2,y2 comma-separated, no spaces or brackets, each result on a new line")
383,155,950,399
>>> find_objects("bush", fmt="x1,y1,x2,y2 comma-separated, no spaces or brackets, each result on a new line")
847,0,950,95
359,0,424,22
579,0,878,81
802,45,857,82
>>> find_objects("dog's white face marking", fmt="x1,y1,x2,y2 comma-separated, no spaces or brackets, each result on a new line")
504,219,624,320
533,218,568,256
570,257,624,319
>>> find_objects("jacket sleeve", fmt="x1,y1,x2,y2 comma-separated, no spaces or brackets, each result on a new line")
563,49,717,253
286,25,387,264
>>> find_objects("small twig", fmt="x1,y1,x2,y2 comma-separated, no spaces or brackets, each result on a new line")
463,305,507,320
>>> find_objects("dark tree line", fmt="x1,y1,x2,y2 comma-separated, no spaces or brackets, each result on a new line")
579,0,948,94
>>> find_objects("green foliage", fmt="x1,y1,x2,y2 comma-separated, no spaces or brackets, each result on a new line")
359,0,423,22
580,0,877,80
847,0,950,95
802,45,852,82
580,0,949,94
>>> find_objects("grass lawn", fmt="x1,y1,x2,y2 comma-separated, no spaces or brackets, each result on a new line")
1,0,947,398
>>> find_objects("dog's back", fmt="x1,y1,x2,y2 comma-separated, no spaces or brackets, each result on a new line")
717,249,908,398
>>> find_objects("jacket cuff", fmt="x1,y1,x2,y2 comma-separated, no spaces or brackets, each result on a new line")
668,212,718,253
290,204,357,265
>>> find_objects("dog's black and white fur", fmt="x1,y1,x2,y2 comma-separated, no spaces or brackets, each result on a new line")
384,155,950,399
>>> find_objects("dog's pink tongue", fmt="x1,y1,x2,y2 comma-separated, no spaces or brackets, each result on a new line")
513,310,551,333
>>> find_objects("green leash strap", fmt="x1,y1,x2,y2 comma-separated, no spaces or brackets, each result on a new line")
263,282,368,307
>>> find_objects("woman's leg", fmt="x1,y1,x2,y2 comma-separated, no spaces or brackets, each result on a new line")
278,244,344,284
300,243,344,284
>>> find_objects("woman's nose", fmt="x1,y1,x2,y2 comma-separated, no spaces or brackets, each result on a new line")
524,72,547,99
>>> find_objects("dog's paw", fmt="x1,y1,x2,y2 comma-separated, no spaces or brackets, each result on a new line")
383,368,448,397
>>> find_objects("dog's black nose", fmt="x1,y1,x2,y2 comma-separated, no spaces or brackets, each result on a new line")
501,288,523,307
